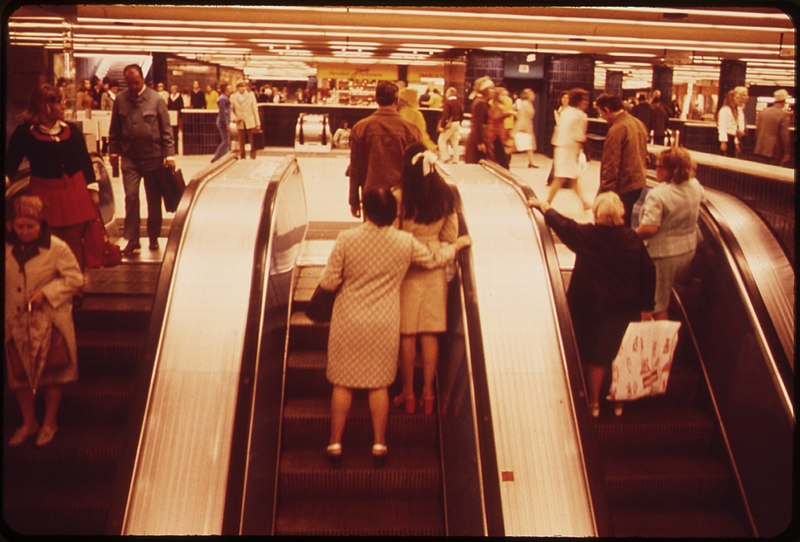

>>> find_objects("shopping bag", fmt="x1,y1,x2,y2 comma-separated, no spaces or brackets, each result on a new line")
607,320,681,401
513,132,533,152
156,166,186,212
85,215,122,268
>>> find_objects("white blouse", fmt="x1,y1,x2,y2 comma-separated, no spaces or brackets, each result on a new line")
717,105,745,142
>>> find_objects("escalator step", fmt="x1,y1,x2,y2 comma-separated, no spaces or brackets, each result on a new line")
3,468,115,536
74,294,152,330
275,497,444,536
612,502,750,537
281,398,438,448
278,445,441,499
288,316,329,350
57,375,135,425
2,423,124,475
77,329,145,376
603,452,733,504
285,350,330,398
593,403,714,453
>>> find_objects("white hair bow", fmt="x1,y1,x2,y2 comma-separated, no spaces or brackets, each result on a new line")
411,150,439,176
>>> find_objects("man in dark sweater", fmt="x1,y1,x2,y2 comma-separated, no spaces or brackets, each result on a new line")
109,64,175,255
437,87,464,163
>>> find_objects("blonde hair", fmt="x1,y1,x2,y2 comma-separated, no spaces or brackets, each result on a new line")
658,146,694,184
593,192,625,226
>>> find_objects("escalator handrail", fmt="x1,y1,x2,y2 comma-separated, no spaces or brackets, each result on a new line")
221,155,301,534
477,160,615,537
697,198,794,420
669,291,759,536
105,152,239,535
446,184,505,536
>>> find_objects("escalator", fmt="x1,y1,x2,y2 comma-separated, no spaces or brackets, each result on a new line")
49,155,788,536
477,161,793,537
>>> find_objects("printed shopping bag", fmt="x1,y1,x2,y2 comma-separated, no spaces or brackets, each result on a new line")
607,320,681,401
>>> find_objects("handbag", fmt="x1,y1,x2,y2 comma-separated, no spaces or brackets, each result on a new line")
607,320,681,401
85,215,122,268
156,166,186,213
306,285,338,323
513,132,533,152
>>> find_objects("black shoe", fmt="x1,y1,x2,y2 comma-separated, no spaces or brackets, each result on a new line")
149,237,159,251
122,240,141,256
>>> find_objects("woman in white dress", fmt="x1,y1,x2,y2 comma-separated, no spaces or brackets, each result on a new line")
547,87,593,209
512,88,538,168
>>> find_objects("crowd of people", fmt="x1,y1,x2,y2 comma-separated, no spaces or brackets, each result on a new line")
1,70,780,457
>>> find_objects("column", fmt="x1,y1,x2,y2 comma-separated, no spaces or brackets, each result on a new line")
465,50,503,107
718,59,746,110
543,54,595,155
605,70,623,96
652,65,674,111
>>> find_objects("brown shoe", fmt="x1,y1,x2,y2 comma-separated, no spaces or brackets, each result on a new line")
122,240,141,256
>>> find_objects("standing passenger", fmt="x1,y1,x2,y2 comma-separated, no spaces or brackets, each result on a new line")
529,192,655,418
108,63,176,255
595,92,649,228
398,87,437,152
5,195,84,447
650,94,670,146
318,188,470,464
205,84,219,110
190,80,206,109
5,83,99,270
348,81,421,218
464,76,494,164
438,87,463,164
393,144,458,416
754,89,792,166
167,84,184,151
211,82,232,163
716,87,747,157
230,81,261,160
636,147,705,320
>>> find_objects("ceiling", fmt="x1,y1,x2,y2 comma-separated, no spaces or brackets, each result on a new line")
6,4,797,86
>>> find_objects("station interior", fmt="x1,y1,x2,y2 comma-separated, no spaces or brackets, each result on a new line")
2,4,796,538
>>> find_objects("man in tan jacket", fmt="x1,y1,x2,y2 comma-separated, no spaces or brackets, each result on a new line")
348,81,420,218
595,92,649,227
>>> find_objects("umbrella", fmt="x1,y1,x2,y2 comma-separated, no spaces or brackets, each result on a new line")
8,303,53,395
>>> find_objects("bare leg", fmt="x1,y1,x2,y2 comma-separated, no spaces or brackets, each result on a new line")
41,385,62,429
547,177,567,204
587,365,606,408
367,387,389,446
14,389,38,429
574,179,594,210
419,333,439,398
526,149,536,167
398,335,417,398
329,385,353,445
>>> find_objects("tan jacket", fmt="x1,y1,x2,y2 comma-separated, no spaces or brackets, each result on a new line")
348,107,420,207
600,111,648,195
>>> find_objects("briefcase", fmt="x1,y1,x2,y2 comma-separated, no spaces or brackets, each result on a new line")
156,166,186,212
252,127,265,150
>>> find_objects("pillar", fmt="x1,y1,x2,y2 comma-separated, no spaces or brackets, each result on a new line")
652,65,674,112
465,50,503,109
543,54,595,154
605,70,623,96
718,59,746,112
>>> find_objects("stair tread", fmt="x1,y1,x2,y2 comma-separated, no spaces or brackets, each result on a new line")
603,452,730,479
287,349,327,368
612,502,750,537
276,497,444,536
281,444,439,471
594,401,712,426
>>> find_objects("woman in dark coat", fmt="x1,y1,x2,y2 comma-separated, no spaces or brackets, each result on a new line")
529,191,655,417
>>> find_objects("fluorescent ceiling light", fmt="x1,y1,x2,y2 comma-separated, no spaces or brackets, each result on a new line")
608,52,656,57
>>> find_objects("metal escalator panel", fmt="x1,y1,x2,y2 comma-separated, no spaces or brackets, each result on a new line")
703,188,795,384
122,157,289,535
442,164,594,536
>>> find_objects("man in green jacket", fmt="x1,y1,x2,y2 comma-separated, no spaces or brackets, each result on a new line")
595,93,648,227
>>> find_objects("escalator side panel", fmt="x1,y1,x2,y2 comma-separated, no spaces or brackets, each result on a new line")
122,159,284,535
445,164,594,536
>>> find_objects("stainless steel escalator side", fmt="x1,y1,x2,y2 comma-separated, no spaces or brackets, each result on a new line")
115,155,299,535
438,163,595,537
682,195,795,536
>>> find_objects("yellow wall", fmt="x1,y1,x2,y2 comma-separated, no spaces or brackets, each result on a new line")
317,64,398,80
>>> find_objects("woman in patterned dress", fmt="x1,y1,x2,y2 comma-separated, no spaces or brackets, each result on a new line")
317,188,470,464
392,143,457,416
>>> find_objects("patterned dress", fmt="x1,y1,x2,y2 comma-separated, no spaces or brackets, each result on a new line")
319,222,455,389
